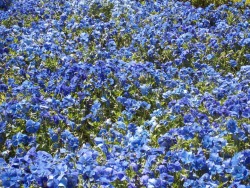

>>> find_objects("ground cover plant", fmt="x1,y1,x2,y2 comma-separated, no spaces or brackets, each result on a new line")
0,0,250,187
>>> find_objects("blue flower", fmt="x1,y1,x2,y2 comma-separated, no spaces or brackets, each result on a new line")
229,182,248,188
1,169,22,188
193,157,207,171
232,165,248,181
226,119,237,133
148,178,162,187
0,121,6,133
242,38,250,47
144,155,157,169
91,100,101,116
0,84,7,92
158,134,177,150
94,137,104,145
60,13,68,21
242,123,250,134
244,53,250,61
80,33,89,43
48,128,58,142
229,60,237,67
180,150,194,164
140,84,151,96
166,162,182,173
128,123,137,134
206,54,214,60
12,133,28,147
183,114,195,124
140,175,149,185
26,120,40,133
130,162,140,172
159,173,174,185
242,108,250,118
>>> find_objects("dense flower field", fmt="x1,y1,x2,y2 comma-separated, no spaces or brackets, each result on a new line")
0,0,250,187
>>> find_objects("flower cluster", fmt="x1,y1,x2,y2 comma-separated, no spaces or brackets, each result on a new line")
0,0,11,10
0,0,249,187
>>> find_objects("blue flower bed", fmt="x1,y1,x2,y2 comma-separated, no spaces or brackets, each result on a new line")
0,0,250,187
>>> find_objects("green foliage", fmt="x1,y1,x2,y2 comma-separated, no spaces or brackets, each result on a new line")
170,135,201,151
181,0,232,7
1,17,15,28
88,2,114,21
195,81,215,94
222,134,249,158
114,33,132,49
0,93,5,105
0,14,40,28
23,15,40,27
44,57,58,71
112,180,129,188
171,169,188,188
